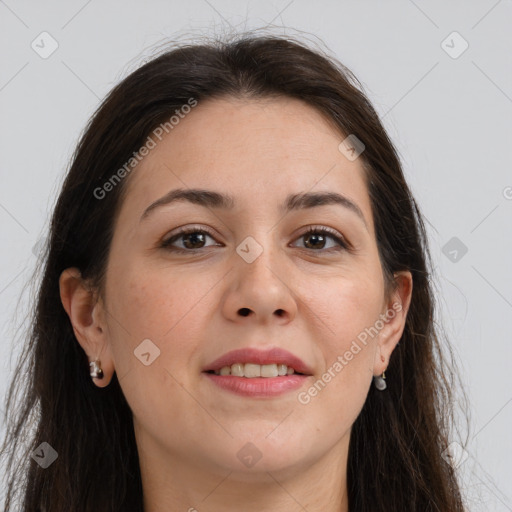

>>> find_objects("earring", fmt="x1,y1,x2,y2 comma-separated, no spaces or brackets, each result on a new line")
89,359,104,380
373,371,387,391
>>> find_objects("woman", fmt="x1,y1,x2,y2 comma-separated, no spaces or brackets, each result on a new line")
0,31,468,511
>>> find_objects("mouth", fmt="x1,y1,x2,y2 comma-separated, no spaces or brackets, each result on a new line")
202,347,313,376
204,363,306,378
202,347,313,397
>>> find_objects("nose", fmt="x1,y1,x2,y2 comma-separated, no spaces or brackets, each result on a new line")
221,240,298,325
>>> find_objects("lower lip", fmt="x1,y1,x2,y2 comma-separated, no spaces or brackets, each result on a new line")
203,373,309,397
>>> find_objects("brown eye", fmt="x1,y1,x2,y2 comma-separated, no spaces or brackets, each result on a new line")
293,227,348,252
161,228,220,252
160,225,348,254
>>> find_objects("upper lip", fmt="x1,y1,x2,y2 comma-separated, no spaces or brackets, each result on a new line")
202,347,313,375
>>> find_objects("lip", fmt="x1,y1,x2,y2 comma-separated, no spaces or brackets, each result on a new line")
202,347,313,398
203,373,309,397
202,347,313,375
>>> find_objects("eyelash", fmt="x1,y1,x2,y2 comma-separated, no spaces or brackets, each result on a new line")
160,225,350,254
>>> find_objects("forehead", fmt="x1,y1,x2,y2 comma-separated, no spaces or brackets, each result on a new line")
118,96,373,229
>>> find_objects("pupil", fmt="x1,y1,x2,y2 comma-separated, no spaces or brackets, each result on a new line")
305,233,324,249
184,232,205,249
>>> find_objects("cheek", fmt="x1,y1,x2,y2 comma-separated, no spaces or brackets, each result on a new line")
108,264,210,340
104,265,218,428
307,269,384,348
104,263,221,390
297,272,383,409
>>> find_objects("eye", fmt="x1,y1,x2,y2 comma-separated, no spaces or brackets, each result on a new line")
160,226,221,253
291,226,349,252
160,225,350,254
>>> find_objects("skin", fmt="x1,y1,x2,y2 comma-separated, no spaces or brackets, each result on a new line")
60,96,412,512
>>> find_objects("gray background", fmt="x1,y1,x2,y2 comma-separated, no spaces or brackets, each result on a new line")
1,0,511,510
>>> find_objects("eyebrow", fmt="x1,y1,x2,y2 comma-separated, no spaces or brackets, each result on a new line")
140,188,368,229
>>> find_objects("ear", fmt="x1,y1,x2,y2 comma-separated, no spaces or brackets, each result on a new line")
59,267,115,387
373,270,413,376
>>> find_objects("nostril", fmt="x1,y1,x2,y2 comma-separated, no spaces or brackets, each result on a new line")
238,308,251,317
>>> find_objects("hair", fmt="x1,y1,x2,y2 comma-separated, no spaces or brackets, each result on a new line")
1,29,469,511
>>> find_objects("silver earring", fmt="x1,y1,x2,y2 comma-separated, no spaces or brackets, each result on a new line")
89,359,104,380
373,371,386,391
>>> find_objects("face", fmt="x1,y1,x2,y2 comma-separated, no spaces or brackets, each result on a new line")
72,96,410,480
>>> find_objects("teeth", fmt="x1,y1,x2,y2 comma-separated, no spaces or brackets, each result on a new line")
244,363,261,378
213,363,296,378
261,364,278,378
231,363,244,377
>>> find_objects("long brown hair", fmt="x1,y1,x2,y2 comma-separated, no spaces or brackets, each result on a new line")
1,30,469,511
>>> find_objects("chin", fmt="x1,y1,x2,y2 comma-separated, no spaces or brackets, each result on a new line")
224,449,312,481
208,429,313,475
